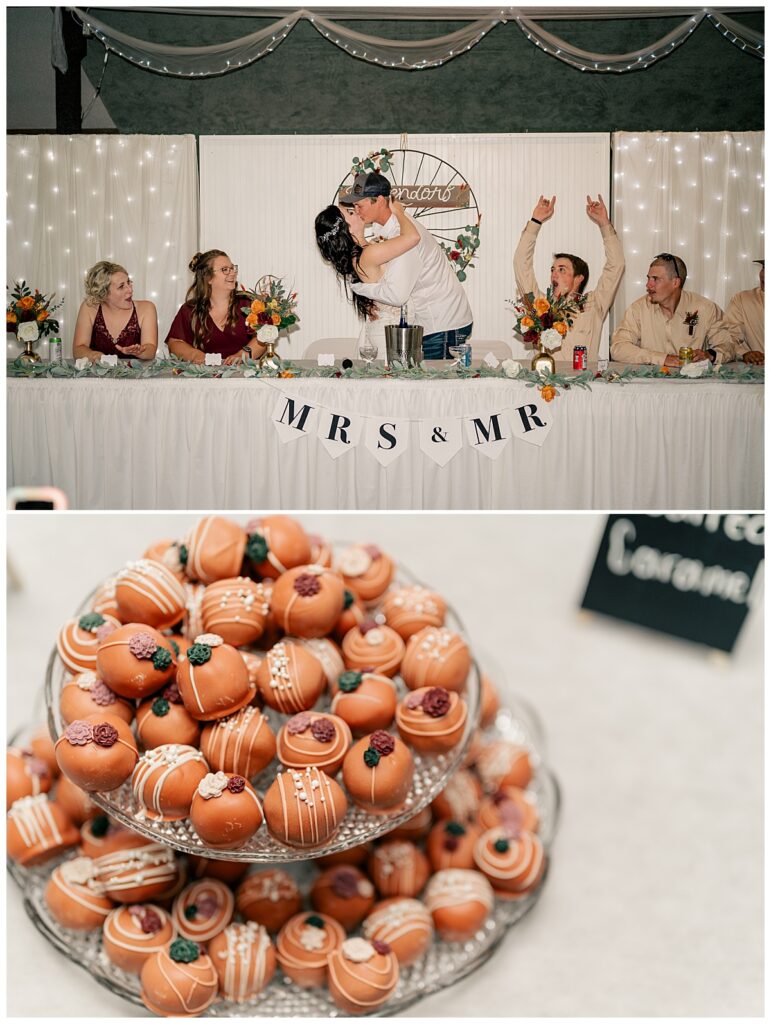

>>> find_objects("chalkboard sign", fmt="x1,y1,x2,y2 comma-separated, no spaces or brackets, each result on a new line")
581,515,764,652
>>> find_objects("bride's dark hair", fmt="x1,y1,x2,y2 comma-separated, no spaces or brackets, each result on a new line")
314,206,375,320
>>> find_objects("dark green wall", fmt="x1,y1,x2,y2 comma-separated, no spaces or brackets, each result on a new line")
82,10,764,134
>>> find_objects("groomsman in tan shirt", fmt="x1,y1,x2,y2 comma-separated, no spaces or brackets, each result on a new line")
514,193,625,362
611,254,736,366
724,259,764,365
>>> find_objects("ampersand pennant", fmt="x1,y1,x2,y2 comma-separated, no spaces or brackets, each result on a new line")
419,417,463,467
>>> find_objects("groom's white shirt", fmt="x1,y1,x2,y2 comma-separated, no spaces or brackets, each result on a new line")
351,214,472,335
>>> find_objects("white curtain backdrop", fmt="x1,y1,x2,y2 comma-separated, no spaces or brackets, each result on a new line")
199,133,610,358
6,134,198,357
611,131,764,326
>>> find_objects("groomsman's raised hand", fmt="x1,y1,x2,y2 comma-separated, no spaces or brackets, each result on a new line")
586,194,610,226
532,195,556,222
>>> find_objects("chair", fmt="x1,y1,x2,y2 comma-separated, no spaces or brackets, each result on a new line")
303,338,357,360
470,340,513,362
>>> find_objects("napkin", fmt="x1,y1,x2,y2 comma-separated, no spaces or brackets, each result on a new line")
680,360,712,378
99,354,118,367
483,352,499,368
204,353,223,367
74,357,91,370
317,354,335,366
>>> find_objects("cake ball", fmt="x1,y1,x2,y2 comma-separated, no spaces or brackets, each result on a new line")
342,731,414,814
60,672,134,726
316,842,372,869
236,868,302,933
473,828,546,900
476,741,533,793
270,565,345,639
334,589,366,642
132,744,209,822
54,714,139,792
201,576,269,647
44,855,114,930
382,585,447,640
92,576,119,618
240,649,264,687
336,544,394,605
182,581,206,640
362,898,434,967
93,842,180,903
255,641,326,714
114,559,187,630
431,769,483,822
29,729,60,778
177,633,256,721
7,746,52,809
285,636,345,688
400,627,471,693
172,877,235,944
143,538,187,581
388,806,433,842
263,767,347,848
424,868,494,941
276,712,352,775
209,921,276,1002
395,686,468,753
136,687,201,749
185,515,247,584
102,903,175,973
187,855,249,886
369,839,430,898
96,624,177,699
327,936,399,1015
426,820,482,871
478,785,540,836
190,772,263,849
245,514,311,578
276,911,345,988
341,622,405,678
140,938,219,1016
307,532,333,568
330,671,397,736
79,815,150,859
200,706,276,778
57,612,121,674
53,774,97,826
310,865,376,931
7,795,80,866
479,672,501,728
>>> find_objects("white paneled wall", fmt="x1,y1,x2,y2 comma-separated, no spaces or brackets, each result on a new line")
200,134,611,358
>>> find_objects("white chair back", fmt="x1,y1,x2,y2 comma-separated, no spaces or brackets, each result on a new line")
303,338,357,360
470,340,513,362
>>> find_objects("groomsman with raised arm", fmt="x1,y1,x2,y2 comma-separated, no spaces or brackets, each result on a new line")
514,193,625,362
724,259,764,365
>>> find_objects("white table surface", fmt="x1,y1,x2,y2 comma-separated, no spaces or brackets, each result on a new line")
6,514,763,1016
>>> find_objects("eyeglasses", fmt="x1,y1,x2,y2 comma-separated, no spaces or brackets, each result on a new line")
655,253,681,278
216,265,238,276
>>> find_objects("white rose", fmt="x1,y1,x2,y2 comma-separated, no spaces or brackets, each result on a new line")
257,324,279,344
501,358,519,379
540,328,562,352
18,321,40,343
679,360,712,378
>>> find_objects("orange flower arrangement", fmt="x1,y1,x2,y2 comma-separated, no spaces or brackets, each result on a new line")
521,316,534,329
553,321,568,336
533,297,550,316
18,295,36,311
250,300,265,314
240,275,299,343
540,384,557,403
7,280,62,337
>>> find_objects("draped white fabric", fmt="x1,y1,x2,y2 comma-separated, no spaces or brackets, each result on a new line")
8,376,763,510
6,134,199,357
611,131,765,326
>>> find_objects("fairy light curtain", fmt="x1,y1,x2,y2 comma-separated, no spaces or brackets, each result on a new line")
61,7,763,76
6,134,198,356
611,131,764,327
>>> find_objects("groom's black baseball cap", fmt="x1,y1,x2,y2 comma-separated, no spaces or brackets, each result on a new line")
339,171,391,205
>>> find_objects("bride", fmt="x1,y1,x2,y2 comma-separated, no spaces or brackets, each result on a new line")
314,198,419,359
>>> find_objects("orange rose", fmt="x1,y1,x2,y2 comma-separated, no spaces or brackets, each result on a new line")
279,370,295,378
245,313,258,328
534,297,550,316
271,314,280,326
521,316,534,329
660,366,671,375
540,385,556,403
18,296,35,310
7,312,17,324
250,300,265,314
36,310,49,321
554,321,568,336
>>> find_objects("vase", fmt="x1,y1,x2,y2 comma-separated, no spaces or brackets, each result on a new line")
257,340,281,372
531,342,555,377
11,332,41,362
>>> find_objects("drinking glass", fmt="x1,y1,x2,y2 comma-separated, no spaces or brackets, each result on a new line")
358,338,378,367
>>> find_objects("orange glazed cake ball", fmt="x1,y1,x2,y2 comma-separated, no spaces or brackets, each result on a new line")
184,515,247,584
44,855,115,930
271,565,345,639
395,686,468,753
236,869,302,933
478,785,539,835
316,842,372,869
60,672,134,726
96,624,177,699
342,622,405,678
54,714,138,792
177,633,256,721
136,688,201,749
388,806,433,842
114,559,187,631
255,641,326,714
57,612,121,674
431,768,482,823
276,912,345,988
181,581,206,640
263,766,347,848
245,514,312,578
200,705,276,778
476,740,533,793
474,828,546,900
362,897,434,967
276,712,352,775
327,936,399,1015
140,938,219,1016
239,649,264,687
187,855,249,887
479,672,501,728
310,865,375,930
53,774,97,826
209,921,276,1002
400,627,471,693
308,532,333,568
92,842,180,903
132,744,209,821
7,794,80,866
102,903,175,973
79,815,149,859
7,746,52,809
190,772,263,850
334,589,366,642
172,878,235,944
29,729,60,778
382,585,447,640
336,544,394,605
92,576,119,618
330,670,397,736
426,820,482,871
369,839,430,898
424,868,495,941
201,576,269,647
285,636,345,688
143,538,187,582
342,731,414,814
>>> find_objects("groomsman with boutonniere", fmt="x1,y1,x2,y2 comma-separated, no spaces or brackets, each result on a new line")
611,253,737,366
723,259,764,365
514,193,625,362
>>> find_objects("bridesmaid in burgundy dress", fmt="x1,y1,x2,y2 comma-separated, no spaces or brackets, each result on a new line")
72,261,158,363
166,250,266,364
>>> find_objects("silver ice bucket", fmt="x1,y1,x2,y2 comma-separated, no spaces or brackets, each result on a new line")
385,324,424,368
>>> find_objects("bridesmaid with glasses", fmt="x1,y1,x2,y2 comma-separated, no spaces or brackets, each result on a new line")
72,261,158,363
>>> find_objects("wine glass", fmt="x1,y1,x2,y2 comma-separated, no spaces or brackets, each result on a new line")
358,338,378,368
448,345,465,370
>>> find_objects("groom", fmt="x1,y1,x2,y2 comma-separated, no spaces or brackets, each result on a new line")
341,171,473,359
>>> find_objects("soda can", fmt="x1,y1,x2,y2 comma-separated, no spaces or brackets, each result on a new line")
573,345,587,371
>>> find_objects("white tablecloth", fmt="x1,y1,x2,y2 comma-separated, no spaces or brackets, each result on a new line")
7,372,764,510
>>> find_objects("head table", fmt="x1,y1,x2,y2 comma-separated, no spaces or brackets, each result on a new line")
6,359,763,510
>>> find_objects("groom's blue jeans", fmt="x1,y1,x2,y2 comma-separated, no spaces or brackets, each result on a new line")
422,323,473,360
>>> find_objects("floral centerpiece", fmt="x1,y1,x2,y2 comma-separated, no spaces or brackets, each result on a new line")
7,280,64,361
509,287,586,374
240,275,298,369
